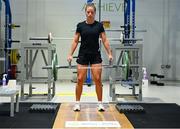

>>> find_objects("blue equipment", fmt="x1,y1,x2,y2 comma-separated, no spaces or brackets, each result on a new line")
0,0,2,12
123,0,136,45
1,0,20,81
1,0,12,81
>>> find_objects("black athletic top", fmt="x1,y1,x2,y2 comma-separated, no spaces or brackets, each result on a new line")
76,20,105,55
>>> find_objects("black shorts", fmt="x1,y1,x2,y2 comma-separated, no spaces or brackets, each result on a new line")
76,53,102,65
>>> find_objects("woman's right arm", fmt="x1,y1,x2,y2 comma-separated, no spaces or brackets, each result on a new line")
67,33,80,62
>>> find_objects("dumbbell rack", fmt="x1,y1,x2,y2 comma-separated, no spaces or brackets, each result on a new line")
150,74,165,86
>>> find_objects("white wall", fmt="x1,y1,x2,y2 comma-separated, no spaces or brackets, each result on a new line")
1,0,180,80
137,0,180,80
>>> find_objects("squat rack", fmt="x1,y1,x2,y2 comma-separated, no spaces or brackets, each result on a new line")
109,0,143,101
0,0,20,82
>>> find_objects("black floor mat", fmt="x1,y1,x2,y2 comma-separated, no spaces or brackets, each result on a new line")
0,102,60,128
122,103,180,128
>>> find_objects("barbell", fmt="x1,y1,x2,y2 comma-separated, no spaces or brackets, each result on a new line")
105,29,147,33
29,32,143,43
10,49,20,64
42,53,138,81
29,32,74,43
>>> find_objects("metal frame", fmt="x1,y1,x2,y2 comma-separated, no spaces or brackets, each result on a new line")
19,43,56,101
109,43,143,101
124,0,136,44
108,0,143,102
1,0,20,81
0,0,12,78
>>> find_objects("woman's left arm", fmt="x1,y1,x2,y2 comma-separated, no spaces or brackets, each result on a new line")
100,32,113,61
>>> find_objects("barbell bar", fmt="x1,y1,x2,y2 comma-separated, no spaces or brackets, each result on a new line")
71,29,147,32
105,29,147,32
43,63,126,70
43,64,139,69
29,32,74,43
29,32,143,43
42,53,139,81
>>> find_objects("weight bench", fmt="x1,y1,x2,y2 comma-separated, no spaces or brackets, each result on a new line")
0,87,19,117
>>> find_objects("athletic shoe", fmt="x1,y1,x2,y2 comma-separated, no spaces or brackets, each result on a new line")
73,103,80,111
97,103,105,111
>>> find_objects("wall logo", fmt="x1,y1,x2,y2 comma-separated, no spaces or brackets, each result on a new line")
82,1,124,13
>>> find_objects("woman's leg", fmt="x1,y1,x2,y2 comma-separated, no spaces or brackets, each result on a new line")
91,63,105,111
75,64,88,101
91,63,103,101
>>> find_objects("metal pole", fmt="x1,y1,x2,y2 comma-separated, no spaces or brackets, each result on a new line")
0,1,2,47
124,0,131,44
0,2,1,48
3,0,12,79
132,0,135,42
99,0,101,22
0,0,3,75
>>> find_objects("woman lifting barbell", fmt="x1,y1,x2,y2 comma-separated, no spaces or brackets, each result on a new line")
67,3,113,112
